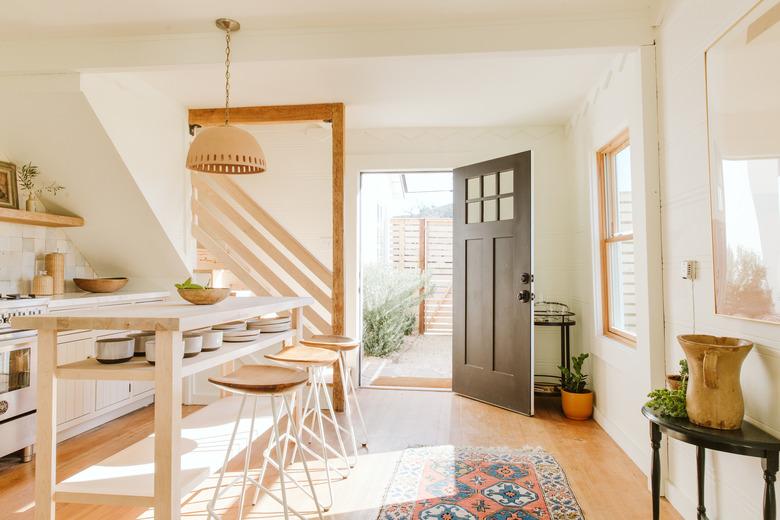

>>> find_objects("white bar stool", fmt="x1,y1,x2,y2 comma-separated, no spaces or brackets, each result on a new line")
263,344,351,511
206,365,323,520
299,335,368,465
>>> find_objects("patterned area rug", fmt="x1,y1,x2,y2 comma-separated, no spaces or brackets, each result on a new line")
378,445,585,520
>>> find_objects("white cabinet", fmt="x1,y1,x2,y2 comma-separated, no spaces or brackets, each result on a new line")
94,331,133,411
56,334,96,426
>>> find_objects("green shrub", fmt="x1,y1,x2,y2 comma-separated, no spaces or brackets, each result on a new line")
362,264,428,357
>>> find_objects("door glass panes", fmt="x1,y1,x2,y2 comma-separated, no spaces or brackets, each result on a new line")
483,199,497,222
467,202,482,224
467,177,481,200
499,196,514,220
465,171,516,224
483,174,497,197
499,170,513,194
608,240,636,334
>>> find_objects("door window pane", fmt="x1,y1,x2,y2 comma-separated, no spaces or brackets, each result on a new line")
483,174,497,197
607,240,636,334
483,199,497,222
499,196,513,220
499,170,513,194
467,202,481,223
467,177,481,200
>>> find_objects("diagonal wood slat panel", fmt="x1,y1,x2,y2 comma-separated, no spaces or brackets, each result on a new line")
208,175,334,289
193,203,332,334
193,176,332,313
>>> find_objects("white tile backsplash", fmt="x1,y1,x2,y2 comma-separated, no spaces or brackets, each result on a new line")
0,221,95,294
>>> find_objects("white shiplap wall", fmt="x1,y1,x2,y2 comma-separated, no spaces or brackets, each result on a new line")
658,0,780,518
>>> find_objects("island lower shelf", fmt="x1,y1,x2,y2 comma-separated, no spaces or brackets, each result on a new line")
55,330,294,381
54,395,280,507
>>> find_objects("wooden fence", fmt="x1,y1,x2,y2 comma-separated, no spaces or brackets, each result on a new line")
391,218,453,335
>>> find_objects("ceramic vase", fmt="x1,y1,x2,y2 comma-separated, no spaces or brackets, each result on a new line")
678,334,753,430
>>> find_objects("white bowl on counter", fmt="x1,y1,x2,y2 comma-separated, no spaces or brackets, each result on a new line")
200,330,223,352
96,337,134,364
183,333,203,358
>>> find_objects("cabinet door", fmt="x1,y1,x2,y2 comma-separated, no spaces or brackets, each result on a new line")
57,337,96,425
132,380,154,397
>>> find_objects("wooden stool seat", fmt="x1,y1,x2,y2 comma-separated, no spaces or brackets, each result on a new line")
266,345,339,367
208,365,307,395
300,335,360,352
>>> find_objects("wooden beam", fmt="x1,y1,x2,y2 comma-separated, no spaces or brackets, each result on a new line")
330,103,346,411
189,104,338,127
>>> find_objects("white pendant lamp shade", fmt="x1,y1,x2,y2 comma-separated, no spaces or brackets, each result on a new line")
186,125,266,174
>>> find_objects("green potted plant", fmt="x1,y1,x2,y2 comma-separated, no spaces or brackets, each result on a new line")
559,353,593,420
646,359,688,418
17,162,65,212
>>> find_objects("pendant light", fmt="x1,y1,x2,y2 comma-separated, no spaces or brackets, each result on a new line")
186,18,266,174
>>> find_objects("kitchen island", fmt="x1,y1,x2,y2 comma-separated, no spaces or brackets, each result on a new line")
12,295,313,520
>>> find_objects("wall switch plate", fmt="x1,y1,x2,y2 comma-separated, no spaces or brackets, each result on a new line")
681,260,696,280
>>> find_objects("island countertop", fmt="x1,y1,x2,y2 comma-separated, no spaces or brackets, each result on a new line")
12,295,313,332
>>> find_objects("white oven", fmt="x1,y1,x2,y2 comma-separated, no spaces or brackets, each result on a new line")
0,298,47,462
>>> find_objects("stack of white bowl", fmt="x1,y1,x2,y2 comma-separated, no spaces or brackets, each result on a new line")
247,314,292,333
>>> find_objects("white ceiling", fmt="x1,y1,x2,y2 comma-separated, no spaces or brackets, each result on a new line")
136,51,618,128
2,0,657,38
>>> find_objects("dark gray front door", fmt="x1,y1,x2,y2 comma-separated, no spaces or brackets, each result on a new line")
452,151,534,415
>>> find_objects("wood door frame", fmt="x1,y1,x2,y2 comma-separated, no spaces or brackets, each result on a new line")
188,103,345,337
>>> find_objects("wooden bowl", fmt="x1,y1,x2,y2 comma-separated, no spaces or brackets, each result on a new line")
73,277,128,293
177,288,230,305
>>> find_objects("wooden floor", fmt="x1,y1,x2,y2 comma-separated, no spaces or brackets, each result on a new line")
0,390,681,519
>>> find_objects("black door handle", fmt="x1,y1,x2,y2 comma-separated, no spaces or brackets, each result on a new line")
518,290,534,303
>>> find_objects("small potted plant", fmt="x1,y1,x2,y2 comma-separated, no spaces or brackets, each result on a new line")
646,359,688,418
17,162,65,212
559,353,593,420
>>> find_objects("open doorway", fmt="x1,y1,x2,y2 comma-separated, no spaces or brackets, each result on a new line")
359,171,453,390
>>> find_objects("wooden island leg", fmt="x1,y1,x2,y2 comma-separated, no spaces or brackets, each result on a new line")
764,452,778,520
650,423,662,520
154,331,184,520
35,329,58,520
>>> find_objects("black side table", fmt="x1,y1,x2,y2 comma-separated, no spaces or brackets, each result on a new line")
642,406,780,520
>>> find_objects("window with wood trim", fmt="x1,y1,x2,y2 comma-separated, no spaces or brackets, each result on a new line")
597,130,636,344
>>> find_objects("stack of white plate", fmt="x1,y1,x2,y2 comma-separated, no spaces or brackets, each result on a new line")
222,328,261,343
213,321,247,332
247,314,292,333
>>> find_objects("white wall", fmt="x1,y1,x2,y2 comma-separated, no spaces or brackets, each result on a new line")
80,73,194,269
0,74,190,289
566,48,665,473
344,126,577,377
658,0,780,517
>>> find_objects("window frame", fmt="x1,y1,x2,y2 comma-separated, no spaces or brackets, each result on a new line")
596,129,636,346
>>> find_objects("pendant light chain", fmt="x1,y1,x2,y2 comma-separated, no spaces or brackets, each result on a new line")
224,29,232,126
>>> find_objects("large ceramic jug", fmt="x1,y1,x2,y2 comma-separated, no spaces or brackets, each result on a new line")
678,335,753,430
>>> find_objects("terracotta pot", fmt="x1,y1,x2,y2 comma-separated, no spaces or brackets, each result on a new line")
561,389,593,421
678,334,753,430
666,374,682,391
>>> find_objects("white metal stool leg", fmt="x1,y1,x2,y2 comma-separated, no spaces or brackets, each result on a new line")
207,395,248,520
336,350,368,467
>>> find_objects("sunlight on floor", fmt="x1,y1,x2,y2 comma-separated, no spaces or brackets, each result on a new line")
135,450,409,519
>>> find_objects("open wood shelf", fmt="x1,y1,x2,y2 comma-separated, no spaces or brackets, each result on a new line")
0,207,84,227
54,395,279,506
55,330,293,381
